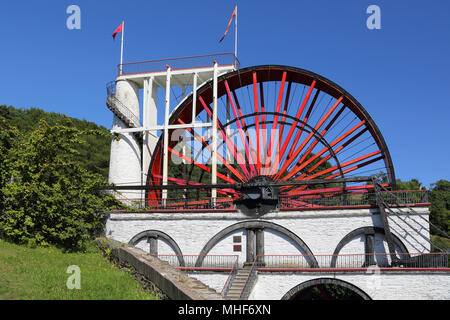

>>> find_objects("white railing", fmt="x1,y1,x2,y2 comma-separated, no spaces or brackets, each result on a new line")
117,53,240,76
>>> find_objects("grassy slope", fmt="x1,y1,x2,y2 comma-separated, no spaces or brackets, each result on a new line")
0,240,160,300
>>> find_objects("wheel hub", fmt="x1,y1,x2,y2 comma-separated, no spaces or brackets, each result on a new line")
235,176,279,217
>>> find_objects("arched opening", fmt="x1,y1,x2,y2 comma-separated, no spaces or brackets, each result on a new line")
195,220,318,268
128,230,185,266
282,278,371,300
331,226,410,268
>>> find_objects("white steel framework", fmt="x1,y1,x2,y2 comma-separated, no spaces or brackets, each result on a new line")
108,53,239,206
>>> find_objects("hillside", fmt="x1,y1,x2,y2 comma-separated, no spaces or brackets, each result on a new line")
0,105,111,178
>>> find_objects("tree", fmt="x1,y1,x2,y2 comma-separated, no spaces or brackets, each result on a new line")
395,178,424,191
0,116,17,215
0,119,121,251
0,105,111,178
429,180,450,235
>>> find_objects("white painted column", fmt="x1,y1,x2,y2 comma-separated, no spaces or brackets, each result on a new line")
142,77,158,189
108,79,141,205
162,66,171,207
226,95,231,164
181,86,187,165
211,62,218,205
191,73,198,186
191,72,198,125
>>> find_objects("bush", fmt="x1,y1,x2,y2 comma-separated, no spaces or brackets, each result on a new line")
0,119,121,251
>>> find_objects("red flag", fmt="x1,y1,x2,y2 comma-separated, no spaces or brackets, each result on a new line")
112,22,123,40
219,6,237,43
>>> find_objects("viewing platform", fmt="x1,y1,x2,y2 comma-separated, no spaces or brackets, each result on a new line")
114,52,239,86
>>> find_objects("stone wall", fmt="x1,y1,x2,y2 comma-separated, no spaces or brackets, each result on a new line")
106,207,431,264
95,238,224,300
250,271,450,300
103,207,450,300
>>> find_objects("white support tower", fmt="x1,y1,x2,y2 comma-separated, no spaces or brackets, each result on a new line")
106,53,238,207
108,79,142,205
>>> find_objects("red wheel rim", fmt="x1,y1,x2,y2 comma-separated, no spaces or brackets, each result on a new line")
146,65,396,207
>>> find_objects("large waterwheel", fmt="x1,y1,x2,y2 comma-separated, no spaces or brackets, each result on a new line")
146,65,396,213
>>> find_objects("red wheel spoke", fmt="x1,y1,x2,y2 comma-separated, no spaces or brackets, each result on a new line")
168,147,236,184
280,126,370,194
278,106,344,180
279,81,317,161
276,96,343,179
199,96,251,179
278,81,292,155
325,155,384,180
231,89,258,172
287,88,320,159
259,81,268,168
266,71,287,175
224,80,258,176
231,90,256,168
152,174,238,196
177,119,246,182
253,72,262,174
281,119,365,181
294,127,369,182
297,150,382,181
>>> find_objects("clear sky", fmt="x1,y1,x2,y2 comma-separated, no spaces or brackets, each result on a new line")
1,0,449,188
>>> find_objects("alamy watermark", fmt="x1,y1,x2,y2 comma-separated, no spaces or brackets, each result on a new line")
366,5,381,30
66,265,81,289
365,265,382,295
65,5,381,31
66,5,81,30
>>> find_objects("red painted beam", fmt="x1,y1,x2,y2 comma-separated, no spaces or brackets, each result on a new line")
199,96,251,179
276,96,344,179
266,71,287,175
224,80,257,177
178,118,246,182
253,72,262,174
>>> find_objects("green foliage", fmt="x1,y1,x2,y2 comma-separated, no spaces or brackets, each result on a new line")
0,105,111,178
0,117,121,251
431,235,450,253
429,180,450,235
395,178,449,237
0,117,17,214
395,178,424,191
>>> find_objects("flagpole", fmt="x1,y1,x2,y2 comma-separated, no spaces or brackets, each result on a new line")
234,5,238,62
120,20,124,75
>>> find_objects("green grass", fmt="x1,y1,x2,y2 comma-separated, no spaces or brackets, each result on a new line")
0,239,161,300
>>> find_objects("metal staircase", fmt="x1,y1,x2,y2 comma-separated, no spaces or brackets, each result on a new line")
372,175,449,267
106,95,140,128
106,81,140,128
225,266,256,300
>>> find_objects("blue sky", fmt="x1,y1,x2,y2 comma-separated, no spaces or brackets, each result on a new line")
1,0,449,187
